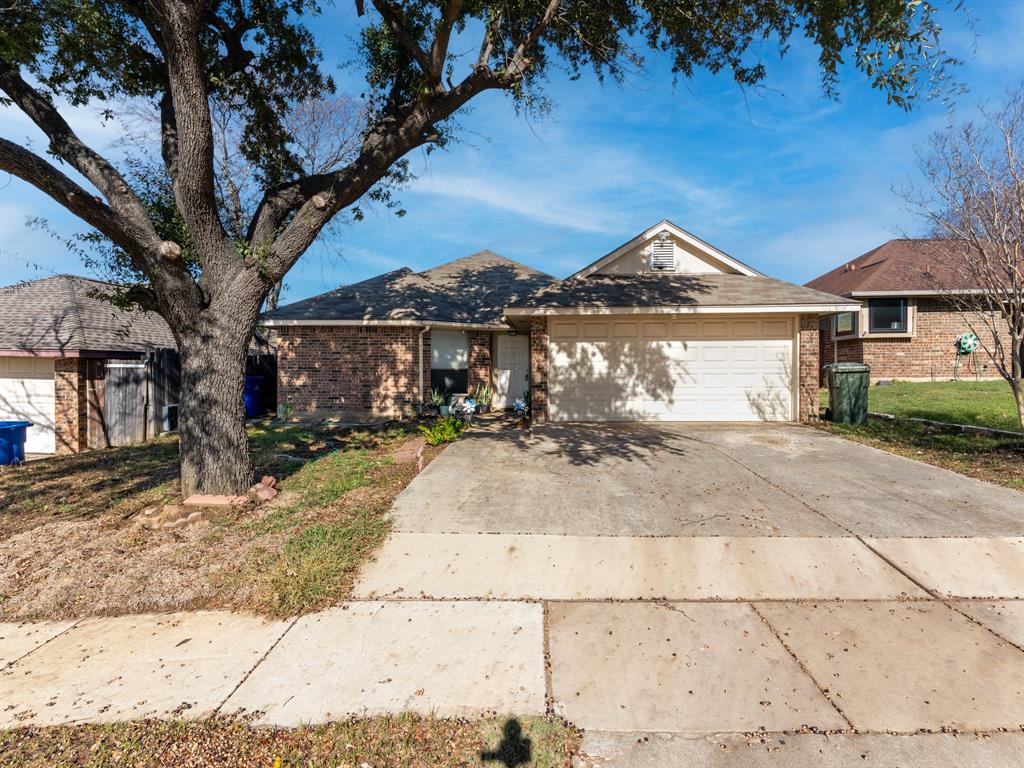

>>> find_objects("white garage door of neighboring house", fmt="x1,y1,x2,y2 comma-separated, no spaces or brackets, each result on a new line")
0,357,57,453
548,315,795,422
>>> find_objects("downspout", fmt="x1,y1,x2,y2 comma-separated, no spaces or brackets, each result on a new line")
419,324,430,406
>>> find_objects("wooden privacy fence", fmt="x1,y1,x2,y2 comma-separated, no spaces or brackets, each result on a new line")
85,349,275,449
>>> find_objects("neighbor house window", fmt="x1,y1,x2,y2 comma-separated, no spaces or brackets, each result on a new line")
835,311,856,336
868,298,908,333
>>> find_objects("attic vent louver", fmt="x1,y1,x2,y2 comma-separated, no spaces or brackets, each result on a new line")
651,234,676,271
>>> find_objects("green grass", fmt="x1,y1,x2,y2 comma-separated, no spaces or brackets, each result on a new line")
0,714,581,767
248,443,403,615
820,380,1022,433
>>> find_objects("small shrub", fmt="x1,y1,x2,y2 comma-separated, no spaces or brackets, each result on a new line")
419,416,467,446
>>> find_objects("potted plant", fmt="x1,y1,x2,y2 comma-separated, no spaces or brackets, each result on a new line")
474,384,494,414
439,391,451,417
427,388,445,416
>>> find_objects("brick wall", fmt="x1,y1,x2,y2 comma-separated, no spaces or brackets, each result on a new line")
798,314,820,423
275,326,430,416
54,357,88,454
529,316,549,423
818,316,835,384
467,331,492,394
831,298,1006,381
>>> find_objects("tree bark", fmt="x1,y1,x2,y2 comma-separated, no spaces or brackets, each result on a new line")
175,304,258,497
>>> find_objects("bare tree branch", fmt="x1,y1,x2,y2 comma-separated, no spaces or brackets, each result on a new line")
902,86,1024,425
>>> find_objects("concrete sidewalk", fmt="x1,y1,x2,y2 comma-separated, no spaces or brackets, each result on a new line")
2,595,1022,732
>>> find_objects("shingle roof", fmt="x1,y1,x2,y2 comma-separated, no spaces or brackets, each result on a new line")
263,251,557,326
0,275,176,354
805,239,985,295
506,273,858,310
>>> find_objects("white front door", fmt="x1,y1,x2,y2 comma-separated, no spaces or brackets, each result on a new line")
494,333,530,409
547,315,796,422
0,356,57,453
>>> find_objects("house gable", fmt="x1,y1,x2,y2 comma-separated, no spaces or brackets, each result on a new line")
572,220,761,279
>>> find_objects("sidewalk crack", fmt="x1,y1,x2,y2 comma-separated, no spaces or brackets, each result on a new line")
215,616,299,716
748,602,855,731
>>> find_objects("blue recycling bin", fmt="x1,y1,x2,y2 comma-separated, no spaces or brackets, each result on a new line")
0,421,31,465
243,375,264,418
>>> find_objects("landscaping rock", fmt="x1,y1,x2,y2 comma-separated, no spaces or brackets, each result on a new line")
182,494,245,509
255,486,278,502
133,504,206,531
392,436,426,464
260,475,277,489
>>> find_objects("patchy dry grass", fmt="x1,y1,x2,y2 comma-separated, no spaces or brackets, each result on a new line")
0,714,581,768
819,418,1024,491
0,422,432,620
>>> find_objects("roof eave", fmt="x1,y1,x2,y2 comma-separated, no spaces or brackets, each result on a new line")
504,303,859,317
261,318,509,331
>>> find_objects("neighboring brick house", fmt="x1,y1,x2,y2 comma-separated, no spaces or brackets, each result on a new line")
806,240,1010,383
265,221,856,424
0,275,177,455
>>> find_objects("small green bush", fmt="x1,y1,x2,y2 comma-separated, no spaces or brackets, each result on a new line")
419,416,467,445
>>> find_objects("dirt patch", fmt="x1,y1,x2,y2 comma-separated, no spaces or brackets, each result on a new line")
0,425,441,621
0,714,581,768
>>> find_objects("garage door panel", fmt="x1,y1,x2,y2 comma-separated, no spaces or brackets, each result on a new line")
0,357,57,453
548,317,794,423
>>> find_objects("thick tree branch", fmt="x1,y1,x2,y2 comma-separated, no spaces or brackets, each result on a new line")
428,1,464,83
370,1,433,77
151,0,230,264
0,137,151,257
254,67,506,281
0,58,159,247
506,0,563,77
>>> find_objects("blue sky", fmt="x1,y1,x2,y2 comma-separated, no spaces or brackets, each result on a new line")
2,1,1023,303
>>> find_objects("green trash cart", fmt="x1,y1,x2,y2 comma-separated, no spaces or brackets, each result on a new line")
824,362,870,425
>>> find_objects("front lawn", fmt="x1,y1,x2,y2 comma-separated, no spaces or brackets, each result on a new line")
819,419,1024,491
0,422,433,620
820,379,1022,433
0,715,580,768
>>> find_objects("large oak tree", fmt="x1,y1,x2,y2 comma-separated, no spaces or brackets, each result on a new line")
1,1,957,494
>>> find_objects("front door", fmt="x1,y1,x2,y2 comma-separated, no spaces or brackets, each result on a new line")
494,333,530,409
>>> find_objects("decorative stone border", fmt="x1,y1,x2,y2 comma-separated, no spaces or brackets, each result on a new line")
868,411,1024,439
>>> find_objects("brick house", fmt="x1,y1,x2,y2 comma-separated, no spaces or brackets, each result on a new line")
0,275,177,454
265,221,855,423
806,240,1011,383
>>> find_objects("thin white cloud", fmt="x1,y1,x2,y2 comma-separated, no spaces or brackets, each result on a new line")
412,172,621,234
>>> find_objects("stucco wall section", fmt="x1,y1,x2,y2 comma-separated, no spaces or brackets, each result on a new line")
798,314,821,423
529,317,549,423
54,357,88,454
275,326,430,416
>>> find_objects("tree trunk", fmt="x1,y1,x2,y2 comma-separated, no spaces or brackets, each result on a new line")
177,320,254,497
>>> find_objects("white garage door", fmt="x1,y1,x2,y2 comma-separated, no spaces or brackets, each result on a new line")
548,315,795,422
0,357,57,453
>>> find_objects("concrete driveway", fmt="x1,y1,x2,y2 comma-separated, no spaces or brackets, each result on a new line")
352,421,1024,763
387,423,1024,538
